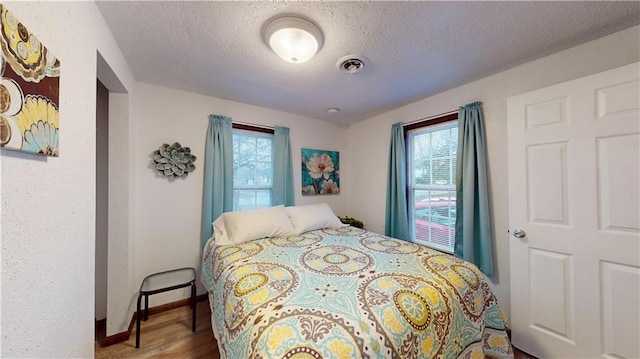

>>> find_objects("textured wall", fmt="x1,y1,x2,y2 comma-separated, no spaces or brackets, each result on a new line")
105,92,136,336
0,2,134,356
346,25,640,323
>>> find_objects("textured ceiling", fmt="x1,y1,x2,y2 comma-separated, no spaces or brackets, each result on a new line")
96,1,640,127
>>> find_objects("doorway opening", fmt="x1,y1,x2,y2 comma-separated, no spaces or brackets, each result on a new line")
95,78,109,342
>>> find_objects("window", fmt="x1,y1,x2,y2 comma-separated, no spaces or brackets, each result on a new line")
406,114,458,252
232,125,274,211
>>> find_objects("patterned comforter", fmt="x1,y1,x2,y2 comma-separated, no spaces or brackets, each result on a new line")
201,227,513,359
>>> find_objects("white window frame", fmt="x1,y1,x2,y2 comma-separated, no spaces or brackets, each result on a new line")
232,127,274,211
406,118,458,253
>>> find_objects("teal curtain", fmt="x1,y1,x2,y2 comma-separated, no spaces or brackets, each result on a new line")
272,126,295,206
385,122,410,241
454,102,494,275
201,114,233,250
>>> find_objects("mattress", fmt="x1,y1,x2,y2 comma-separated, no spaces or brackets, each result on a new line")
201,226,513,358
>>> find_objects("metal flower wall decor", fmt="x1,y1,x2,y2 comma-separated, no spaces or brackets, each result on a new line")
153,142,196,179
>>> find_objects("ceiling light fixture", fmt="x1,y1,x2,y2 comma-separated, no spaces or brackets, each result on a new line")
264,16,323,64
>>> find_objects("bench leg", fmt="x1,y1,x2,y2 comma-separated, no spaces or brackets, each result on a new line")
191,281,196,332
144,295,149,321
136,293,142,348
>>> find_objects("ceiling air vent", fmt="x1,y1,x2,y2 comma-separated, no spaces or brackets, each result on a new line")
336,55,367,74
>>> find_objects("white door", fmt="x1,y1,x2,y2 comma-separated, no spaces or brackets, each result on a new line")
508,63,640,358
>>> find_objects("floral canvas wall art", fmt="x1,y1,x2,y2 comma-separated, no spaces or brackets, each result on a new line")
301,148,340,195
0,4,60,156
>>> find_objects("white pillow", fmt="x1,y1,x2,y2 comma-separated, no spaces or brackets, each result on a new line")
285,203,347,234
212,205,295,245
212,215,230,245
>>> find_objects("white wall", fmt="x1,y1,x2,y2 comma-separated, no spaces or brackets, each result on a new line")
132,83,349,306
0,2,135,357
105,91,137,336
346,25,640,322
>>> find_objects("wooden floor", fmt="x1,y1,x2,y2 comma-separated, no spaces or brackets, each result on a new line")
95,299,535,358
95,300,219,359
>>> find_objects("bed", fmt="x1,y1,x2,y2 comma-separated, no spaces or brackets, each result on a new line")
201,204,513,358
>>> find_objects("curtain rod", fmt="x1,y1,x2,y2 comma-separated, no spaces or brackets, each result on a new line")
403,109,458,126
232,121,275,130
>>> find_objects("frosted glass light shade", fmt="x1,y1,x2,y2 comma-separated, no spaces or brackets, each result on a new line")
264,17,323,64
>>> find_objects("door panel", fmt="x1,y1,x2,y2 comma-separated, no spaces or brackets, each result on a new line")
596,80,640,121
508,63,639,358
529,249,574,342
600,261,640,359
527,142,569,224
525,97,569,130
597,134,640,232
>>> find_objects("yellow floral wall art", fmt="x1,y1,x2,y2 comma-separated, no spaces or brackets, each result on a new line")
0,4,60,156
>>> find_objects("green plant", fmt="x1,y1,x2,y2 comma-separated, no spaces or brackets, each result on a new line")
338,216,364,229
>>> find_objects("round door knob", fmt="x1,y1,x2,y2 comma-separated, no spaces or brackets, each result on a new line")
513,229,526,238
